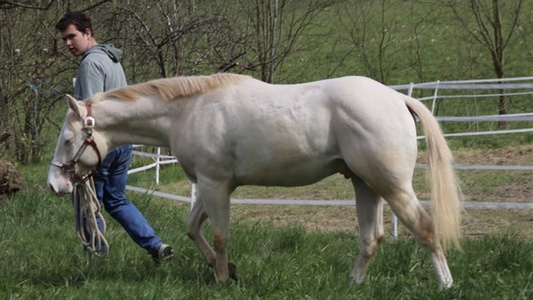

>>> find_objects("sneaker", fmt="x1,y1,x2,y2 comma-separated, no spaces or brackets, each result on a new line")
151,244,174,264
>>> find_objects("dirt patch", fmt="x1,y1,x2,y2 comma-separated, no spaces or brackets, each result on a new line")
455,147,532,166
417,145,532,203
493,182,533,203
230,204,533,242
418,145,532,165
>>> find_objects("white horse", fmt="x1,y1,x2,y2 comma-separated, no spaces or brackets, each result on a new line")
47,73,462,288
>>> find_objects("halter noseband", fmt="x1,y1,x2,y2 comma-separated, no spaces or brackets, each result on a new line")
51,104,103,185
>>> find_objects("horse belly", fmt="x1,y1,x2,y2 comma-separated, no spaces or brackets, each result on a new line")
234,158,343,187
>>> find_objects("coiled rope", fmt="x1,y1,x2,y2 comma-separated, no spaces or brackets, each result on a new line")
72,177,109,256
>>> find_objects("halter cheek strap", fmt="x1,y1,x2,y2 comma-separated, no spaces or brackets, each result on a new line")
51,104,103,184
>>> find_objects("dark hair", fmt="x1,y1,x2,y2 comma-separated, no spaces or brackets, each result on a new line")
55,11,93,36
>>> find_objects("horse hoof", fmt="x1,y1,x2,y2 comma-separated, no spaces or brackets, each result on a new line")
228,262,239,281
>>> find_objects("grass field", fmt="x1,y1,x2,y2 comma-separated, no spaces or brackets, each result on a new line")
1,142,532,299
1,185,532,299
2,2,532,298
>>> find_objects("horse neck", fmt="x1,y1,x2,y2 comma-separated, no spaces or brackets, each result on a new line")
94,97,174,148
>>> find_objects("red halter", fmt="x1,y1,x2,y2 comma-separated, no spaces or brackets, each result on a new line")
50,104,103,185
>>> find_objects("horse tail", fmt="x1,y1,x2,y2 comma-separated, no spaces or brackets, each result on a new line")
402,95,462,251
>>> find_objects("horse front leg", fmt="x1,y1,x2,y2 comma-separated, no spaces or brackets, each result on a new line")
193,180,237,283
186,197,216,267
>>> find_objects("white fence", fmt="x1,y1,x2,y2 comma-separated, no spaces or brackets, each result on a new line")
126,76,533,236
390,76,533,137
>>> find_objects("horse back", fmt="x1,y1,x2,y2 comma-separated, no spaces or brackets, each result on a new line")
171,76,416,187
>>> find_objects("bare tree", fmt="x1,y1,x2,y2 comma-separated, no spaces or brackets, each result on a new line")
1,0,532,162
0,0,54,10
405,1,443,84
443,0,525,117
334,0,407,84
0,6,61,162
104,0,247,79
240,0,331,83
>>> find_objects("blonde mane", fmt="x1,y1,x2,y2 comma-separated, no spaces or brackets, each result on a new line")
104,73,250,102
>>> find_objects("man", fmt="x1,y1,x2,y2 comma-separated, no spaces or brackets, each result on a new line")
55,11,173,264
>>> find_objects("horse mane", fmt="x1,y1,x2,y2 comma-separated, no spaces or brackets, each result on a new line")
103,73,250,102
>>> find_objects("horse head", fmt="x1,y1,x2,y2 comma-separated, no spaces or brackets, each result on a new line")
47,95,110,196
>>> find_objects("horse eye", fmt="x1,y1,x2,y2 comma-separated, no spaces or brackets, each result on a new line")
64,137,74,145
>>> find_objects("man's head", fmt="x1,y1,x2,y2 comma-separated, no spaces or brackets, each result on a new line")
56,11,97,56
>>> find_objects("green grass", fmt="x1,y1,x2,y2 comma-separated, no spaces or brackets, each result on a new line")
280,0,533,84
4,3,531,296
1,163,532,299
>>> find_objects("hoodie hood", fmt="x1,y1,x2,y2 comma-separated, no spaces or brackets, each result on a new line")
83,44,123,63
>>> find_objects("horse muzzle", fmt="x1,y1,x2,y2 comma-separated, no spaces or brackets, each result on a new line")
47,170,74,196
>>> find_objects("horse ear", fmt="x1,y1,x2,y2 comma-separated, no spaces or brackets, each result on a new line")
66,94,81,117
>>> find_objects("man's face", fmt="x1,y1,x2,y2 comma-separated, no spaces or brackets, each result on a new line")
60,24,92,56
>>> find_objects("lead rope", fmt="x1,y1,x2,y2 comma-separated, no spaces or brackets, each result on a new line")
73,177,109,256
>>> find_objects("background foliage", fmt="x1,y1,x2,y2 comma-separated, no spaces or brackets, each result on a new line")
1,0,532,163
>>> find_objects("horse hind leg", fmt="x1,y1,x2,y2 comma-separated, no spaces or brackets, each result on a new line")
384,186,453,288
350,177,385,284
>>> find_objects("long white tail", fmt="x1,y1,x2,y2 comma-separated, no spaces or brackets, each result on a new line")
403,96,462,251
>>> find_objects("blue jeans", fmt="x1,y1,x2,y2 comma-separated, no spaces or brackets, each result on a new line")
91,145,163,252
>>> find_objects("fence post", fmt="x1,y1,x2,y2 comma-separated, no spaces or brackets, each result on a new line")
155,147,161,185
430,80,440,114
407,82,414,97
190,183,197,211
392,213,398,239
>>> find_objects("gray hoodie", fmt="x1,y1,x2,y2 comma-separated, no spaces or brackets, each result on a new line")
74,44,127,100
